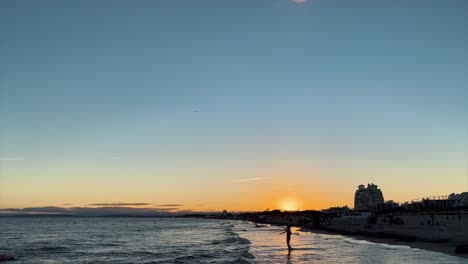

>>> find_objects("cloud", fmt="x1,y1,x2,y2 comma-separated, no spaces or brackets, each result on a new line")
0,206,69,214
238,177,265,183
70,206,178,216
0,206,183,216
291,0,307,3
88,202,151,206
0,158,24,161
158,204,183,207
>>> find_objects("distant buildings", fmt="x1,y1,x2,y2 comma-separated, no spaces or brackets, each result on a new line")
449,192,468,207
354,183,384,211
402,192,468,210
329,183,467,214
375,200,399,212
321,206,349,216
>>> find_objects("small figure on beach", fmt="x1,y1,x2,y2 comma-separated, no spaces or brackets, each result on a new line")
279,225,293,250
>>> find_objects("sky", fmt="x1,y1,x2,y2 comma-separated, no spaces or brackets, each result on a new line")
1,0,467,213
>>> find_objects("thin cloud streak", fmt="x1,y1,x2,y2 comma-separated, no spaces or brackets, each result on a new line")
0,158,24,161
158,204,183,207
291,0,307,3
238,177,265,183
88,202,151,206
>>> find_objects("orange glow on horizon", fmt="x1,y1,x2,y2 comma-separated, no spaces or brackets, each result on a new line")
276,196,302,211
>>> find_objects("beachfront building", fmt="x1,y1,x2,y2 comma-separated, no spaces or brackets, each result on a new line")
449,192,468,208
423,196,454,209
402,192,468,211
354,183,384,211
321,206,349,216
376,200,400,212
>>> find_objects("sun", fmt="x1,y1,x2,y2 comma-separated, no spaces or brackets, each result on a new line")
277,197,302,211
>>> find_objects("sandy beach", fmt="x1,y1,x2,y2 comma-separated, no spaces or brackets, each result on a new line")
232,211,468,258
301,213,468,258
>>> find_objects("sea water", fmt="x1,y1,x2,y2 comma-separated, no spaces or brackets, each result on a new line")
0,217,466,263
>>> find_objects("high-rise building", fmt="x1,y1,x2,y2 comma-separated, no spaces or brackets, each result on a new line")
354,183,384,211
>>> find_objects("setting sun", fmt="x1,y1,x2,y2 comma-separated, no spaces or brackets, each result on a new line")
277,197,302,211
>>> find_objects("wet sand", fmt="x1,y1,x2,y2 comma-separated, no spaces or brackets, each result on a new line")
298,213,468,258
221,211,468,258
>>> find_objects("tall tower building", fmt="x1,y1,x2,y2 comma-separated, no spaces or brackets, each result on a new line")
354,183,384,211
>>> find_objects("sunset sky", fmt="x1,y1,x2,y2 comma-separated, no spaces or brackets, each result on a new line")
1,0,467,213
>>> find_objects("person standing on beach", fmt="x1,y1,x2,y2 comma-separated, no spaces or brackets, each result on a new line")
279,225,292,250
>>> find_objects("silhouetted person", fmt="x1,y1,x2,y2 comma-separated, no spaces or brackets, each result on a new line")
279,225,292,250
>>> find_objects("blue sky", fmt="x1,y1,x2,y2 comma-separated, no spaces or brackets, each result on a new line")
1,0,467,210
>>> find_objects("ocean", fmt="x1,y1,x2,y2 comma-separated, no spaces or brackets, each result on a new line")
0,217,466,263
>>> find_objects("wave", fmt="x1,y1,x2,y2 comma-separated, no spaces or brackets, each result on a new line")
210,221,255,262
211,236,252,245
37,246,70,252
229,257,255,264
342,238,375,245
379,244,412,250
343,237,413,251
242,251,255,259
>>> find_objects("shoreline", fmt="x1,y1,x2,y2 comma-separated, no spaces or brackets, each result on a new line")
297,225,467,259
224,212,468,259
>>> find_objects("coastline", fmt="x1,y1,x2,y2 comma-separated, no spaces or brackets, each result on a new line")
298,225,466,258
224,211,468,259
